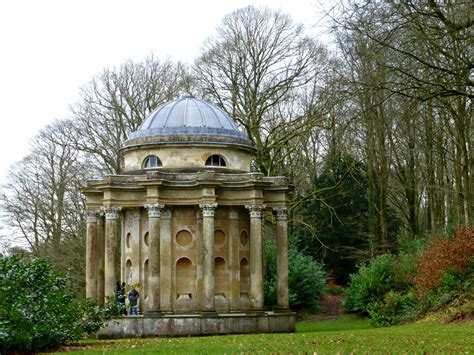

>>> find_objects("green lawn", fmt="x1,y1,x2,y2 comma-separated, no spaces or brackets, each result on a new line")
54,315,473,353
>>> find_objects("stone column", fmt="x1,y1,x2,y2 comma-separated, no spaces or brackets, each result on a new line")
229,207,240,312
103,205,122,299
96,213,105,306
144,203,164,315
160,208,173,314
200,202,217,313
86,210,98,300
195,209,204,310
274,207,289,310
245,204,266,311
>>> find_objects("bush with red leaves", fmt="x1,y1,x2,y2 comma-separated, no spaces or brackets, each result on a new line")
413,227,474,296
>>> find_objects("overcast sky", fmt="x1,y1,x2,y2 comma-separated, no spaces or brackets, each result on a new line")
0,0,327,184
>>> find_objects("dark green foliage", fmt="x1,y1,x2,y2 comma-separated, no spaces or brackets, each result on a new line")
265,242,326,312
344,253,418,326
292,154,401,285
343,254,410,315
367,291,418,326
0,256,108,352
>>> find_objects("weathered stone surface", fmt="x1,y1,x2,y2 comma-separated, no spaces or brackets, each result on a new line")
96,312,295,338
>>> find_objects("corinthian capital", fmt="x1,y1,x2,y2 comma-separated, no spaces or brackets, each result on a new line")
144,203,165,218
245,204,266,218
102,205,122,220
86,210,99,224
199,202,218,217
273,207,288,221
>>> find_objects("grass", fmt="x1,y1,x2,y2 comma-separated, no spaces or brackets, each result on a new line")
53,315,474,353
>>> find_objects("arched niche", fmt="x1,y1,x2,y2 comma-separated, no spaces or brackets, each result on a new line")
239,257,250,309
215,257,228,295
126,232,132,248
174,257,196,312
144,232,149,247
126,259,133,285
240,257,250,294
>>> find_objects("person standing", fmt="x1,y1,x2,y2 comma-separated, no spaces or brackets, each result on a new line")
128,287,140,316
115,282,126,315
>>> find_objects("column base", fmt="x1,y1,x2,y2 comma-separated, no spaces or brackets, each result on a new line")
248,309,266,315
201,310,218,317
143,310,161,317
274,307,292,313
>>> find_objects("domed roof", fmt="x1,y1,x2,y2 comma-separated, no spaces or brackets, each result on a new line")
124,96,253,149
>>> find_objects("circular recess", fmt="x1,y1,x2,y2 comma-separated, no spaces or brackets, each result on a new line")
176,230,193,246
144,232,149,246
214,230,226,246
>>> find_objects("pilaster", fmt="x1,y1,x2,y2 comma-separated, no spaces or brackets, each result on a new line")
160,208,173,314
144,203,164,315
245,204,266,311
96,211,105,306
103,205,122,298
200,202,218,314
274,207,289,311
86,210,98,300
229,207,240,312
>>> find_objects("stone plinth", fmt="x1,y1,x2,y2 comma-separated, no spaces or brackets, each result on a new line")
96,312,295,338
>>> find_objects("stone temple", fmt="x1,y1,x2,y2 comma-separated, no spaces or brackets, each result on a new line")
82,96,294,337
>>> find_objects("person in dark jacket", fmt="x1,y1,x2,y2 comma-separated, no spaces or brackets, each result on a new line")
115,282,126,315
128,287,140,316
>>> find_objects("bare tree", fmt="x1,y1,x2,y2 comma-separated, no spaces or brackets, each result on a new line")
328,0,472,227
70,55,192,174
194,6,329,176
1,119,89,253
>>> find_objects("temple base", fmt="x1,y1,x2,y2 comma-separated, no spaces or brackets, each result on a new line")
96,311,295,338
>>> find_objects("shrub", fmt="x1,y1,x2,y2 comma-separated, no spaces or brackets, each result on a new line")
413,227,474,296
265,243,326,312
367,291,418,326
344,254,409,314
0,256,108,353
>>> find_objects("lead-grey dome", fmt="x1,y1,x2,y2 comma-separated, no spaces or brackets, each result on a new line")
124,96,253,149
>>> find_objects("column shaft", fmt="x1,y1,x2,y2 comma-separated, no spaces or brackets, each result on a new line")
96,215,105,306
144,203,164,314
160,209,172,313
85,210,98,300
246,204,265,310
200,203,217,313
275,207,289,310
104,206,121,299
229,208,240,311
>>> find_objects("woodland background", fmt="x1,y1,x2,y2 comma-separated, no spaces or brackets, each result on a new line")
1,1,472,297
